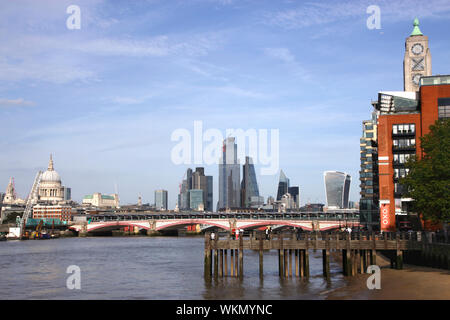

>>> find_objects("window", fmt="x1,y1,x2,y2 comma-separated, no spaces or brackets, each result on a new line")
438,98,450,119
438,105,450,119
392,123,416,135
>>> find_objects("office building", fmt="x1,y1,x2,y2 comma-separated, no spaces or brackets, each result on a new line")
218,137,240,210
276,170,289,201
178,167,213,211
155,189,168,210
241,156,260,208
288,186,300,209
324,171,351,209
82,193,119,208
189,189,204,211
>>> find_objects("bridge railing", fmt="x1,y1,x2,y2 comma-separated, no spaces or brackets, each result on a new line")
84,212,361,223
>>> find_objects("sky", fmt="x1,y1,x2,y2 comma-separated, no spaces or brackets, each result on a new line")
1,0,450,209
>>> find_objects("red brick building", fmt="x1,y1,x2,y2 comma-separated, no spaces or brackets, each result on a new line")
374,76,450,231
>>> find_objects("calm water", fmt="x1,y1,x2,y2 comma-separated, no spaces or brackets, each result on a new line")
0,237,348,299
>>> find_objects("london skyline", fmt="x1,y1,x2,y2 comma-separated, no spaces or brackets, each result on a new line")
1,0,450,208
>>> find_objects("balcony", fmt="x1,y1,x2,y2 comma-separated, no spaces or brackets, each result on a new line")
392,131,415,138
392,145,416,152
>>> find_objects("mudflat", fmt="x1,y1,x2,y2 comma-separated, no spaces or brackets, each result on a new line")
326,253,450,300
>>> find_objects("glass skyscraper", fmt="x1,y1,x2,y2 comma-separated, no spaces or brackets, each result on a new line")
155,189,168,210
323,171,351,209
189,189,204,210
218,137,240,210
178,167,212,211
276,170,290,201
241,156,260,207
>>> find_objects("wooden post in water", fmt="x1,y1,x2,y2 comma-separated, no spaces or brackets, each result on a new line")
219,249,223,277
295,250,299,277
299,250,305,277
323,234,330,278
234,249,239,277
279,233,284,277
259,232,264,278
204,233,212,279
239,235,244,278
230,248,234,276
288,249,292,277
214,249,218,279
304,234,310,278
284,249,288,278
224,249,228,277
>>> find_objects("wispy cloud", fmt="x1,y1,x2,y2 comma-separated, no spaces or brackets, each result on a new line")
0,98,35,107
262,0,450,30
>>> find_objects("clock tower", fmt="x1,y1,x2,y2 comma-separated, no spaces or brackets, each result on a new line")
403,18,432,92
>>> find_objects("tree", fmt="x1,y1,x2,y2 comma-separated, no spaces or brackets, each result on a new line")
401,119,450,223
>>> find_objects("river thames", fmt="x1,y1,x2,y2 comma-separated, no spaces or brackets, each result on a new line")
0,236,352,299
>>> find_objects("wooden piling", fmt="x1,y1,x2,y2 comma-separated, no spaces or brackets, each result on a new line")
214,249,218,278
219,249,223,277
259,234,263,278
322,249,330,277
204,233,212,279
224,249,228,276
235,249,239,277
230,249,234,276
304,249,310,278
295,250,299,277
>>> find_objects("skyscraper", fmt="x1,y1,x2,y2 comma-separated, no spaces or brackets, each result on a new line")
324,171,351,209
191,167,213,211
178,167,213,211
276,170,289,201
155,189,168,210
218,137,240,210
288,186,300,209
241,156,260,208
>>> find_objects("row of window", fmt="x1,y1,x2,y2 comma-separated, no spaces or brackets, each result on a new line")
392,123,415,134
393,153,414,164
394,168,410,179
393,138,416,148
438,105,450,119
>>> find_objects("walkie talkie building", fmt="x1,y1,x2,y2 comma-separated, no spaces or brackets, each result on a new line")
323,171,351,209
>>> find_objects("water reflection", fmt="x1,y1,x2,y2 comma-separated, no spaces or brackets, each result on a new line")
0,237,347,299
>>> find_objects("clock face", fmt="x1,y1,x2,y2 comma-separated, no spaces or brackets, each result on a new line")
412,74,421,85
411,43,424,55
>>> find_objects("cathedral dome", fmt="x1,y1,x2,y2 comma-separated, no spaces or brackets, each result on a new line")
41,155,61,183
41,170,61,183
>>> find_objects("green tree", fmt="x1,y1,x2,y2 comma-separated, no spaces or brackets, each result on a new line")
401,119,450,223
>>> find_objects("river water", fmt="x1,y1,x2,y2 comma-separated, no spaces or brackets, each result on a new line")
0,236,349,299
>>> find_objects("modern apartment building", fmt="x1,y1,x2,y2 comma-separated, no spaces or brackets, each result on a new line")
360,111,380,231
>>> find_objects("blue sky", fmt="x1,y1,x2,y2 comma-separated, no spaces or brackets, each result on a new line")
1,0,450,208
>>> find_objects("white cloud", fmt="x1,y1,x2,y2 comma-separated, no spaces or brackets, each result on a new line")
0,98,35,107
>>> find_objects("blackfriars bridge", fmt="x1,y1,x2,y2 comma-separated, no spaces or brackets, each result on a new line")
69,212,361,234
